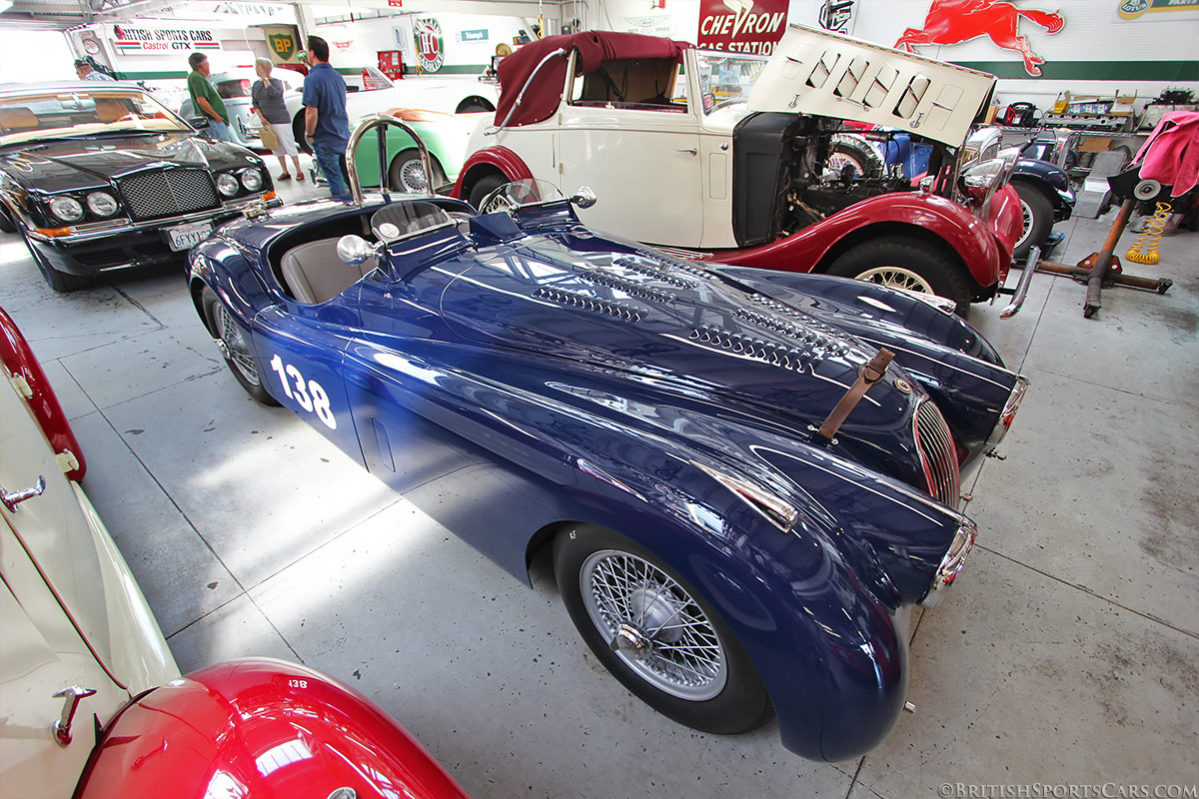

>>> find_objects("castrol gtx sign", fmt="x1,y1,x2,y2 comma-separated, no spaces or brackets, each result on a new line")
697,0,788,54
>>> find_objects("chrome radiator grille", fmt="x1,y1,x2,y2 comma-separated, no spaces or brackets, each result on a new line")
118,169,219,221
914,400,960,506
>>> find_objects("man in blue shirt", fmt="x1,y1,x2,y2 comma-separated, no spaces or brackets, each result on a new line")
301,36,351,202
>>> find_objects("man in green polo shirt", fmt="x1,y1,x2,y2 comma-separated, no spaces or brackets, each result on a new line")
187,52,232,142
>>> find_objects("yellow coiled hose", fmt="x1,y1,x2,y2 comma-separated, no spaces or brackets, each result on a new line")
1126,202,1173,265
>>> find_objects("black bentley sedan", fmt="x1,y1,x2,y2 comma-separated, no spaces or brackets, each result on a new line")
0,82,280,291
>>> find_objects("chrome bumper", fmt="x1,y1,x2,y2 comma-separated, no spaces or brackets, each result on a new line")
27,193,281,245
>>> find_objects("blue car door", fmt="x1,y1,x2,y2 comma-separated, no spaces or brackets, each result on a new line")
249,302,365,465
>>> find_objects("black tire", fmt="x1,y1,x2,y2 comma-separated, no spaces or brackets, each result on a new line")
825,236,972,315
553,525,771,735
466,172,508,212
1010,179,1054,259
387,148,448,194
455,97,494,114
828,133,882,178
200,285,279,405
23,233,93,292
292,113,312,155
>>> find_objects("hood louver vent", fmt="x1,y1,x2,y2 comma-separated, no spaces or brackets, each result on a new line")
535,286,642,321
579,270,676,304
748,294,848,340
613,254,705,286
690,326,816,373
733,308,851,358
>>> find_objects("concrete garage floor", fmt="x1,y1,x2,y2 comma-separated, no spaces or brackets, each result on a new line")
1,174,1196,798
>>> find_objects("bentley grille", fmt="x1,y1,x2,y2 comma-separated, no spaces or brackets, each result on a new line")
914,400,960,506
118,169,219,221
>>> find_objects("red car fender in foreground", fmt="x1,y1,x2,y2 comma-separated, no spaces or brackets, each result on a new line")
0,307,86,481
707,187,1021,290
76,658,470,799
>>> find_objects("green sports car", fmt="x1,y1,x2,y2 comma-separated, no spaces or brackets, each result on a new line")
351,108,486,193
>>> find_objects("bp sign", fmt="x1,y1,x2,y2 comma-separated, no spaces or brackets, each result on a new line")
414,18,445,72
269,33,296,61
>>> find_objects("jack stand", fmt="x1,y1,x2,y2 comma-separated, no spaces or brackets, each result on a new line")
1033,198,1173,318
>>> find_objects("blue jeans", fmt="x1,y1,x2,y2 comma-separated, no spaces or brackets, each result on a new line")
205,120,233,142
313,141,352,202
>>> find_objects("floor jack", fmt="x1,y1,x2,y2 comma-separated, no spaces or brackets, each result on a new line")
1032,176,1174,318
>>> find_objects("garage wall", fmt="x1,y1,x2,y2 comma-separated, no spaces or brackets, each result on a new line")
313,12,528,76
597,0,1199,113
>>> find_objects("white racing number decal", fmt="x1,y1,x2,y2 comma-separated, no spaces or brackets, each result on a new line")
269,354,337,430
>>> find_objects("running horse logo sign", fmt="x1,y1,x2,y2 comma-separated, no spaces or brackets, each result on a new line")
894,0,1065,76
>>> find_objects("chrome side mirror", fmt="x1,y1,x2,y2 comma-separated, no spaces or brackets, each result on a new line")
337,234,379,266
570,186,597,209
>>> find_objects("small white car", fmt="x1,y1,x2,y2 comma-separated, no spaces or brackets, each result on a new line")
284,66,499,154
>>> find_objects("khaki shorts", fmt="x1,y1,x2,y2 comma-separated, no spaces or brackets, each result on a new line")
271,122,299,156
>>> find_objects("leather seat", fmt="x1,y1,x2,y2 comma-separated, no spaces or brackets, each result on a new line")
0,107,39,131
281,239,377,304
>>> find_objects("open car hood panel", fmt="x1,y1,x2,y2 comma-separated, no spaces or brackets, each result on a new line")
746,23,995,147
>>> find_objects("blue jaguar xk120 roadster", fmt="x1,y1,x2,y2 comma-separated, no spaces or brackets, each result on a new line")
188,118,1027,762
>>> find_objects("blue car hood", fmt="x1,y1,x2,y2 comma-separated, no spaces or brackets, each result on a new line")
430,235,920,447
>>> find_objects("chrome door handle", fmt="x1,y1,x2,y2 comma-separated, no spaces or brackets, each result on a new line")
677,147,697,155
2,475,45,512
53,686,96,746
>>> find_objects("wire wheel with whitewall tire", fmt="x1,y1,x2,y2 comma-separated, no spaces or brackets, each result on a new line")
553,525,771,735
201,286,279,406
389,149,447,194
1010,179,1054,260
22,232,93,292
827,134,882,178
467,173,508,212
825,236,972,315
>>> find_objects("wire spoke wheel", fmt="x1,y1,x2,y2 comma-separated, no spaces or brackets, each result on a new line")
853,266,936,294
399,159,428,193
1017,198,1034,249
580,549,728,701
213,302,261,387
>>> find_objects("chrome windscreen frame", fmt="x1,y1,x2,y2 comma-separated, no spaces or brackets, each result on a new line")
919,518,977,608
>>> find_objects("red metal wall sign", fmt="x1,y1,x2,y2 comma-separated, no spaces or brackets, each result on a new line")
894,1,1065,77
697,0,789,55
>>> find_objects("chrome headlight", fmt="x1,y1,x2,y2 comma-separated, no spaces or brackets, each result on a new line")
240,168,263,192
216,172,240,197
49,196,84,222
86,191,119,217
986,375,1030,451
919,519,977,608
960,157,1006,192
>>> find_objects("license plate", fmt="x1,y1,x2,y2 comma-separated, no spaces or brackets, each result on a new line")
167,222,212,252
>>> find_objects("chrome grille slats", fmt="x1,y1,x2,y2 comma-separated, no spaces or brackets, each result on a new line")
914,399,960,505
118,168,219,221
534,286,642,321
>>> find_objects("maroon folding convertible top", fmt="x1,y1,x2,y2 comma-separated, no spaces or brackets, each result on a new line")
494,30,692,128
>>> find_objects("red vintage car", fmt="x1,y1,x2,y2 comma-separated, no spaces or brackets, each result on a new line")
452,25,1023,314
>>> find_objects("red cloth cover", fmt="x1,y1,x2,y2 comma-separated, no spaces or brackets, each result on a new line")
494,31,692,128
1134,110,1199,197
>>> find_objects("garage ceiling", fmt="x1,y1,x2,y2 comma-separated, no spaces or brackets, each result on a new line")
0,0,569,29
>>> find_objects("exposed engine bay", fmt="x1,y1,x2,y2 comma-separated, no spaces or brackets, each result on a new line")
731,112,953,248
